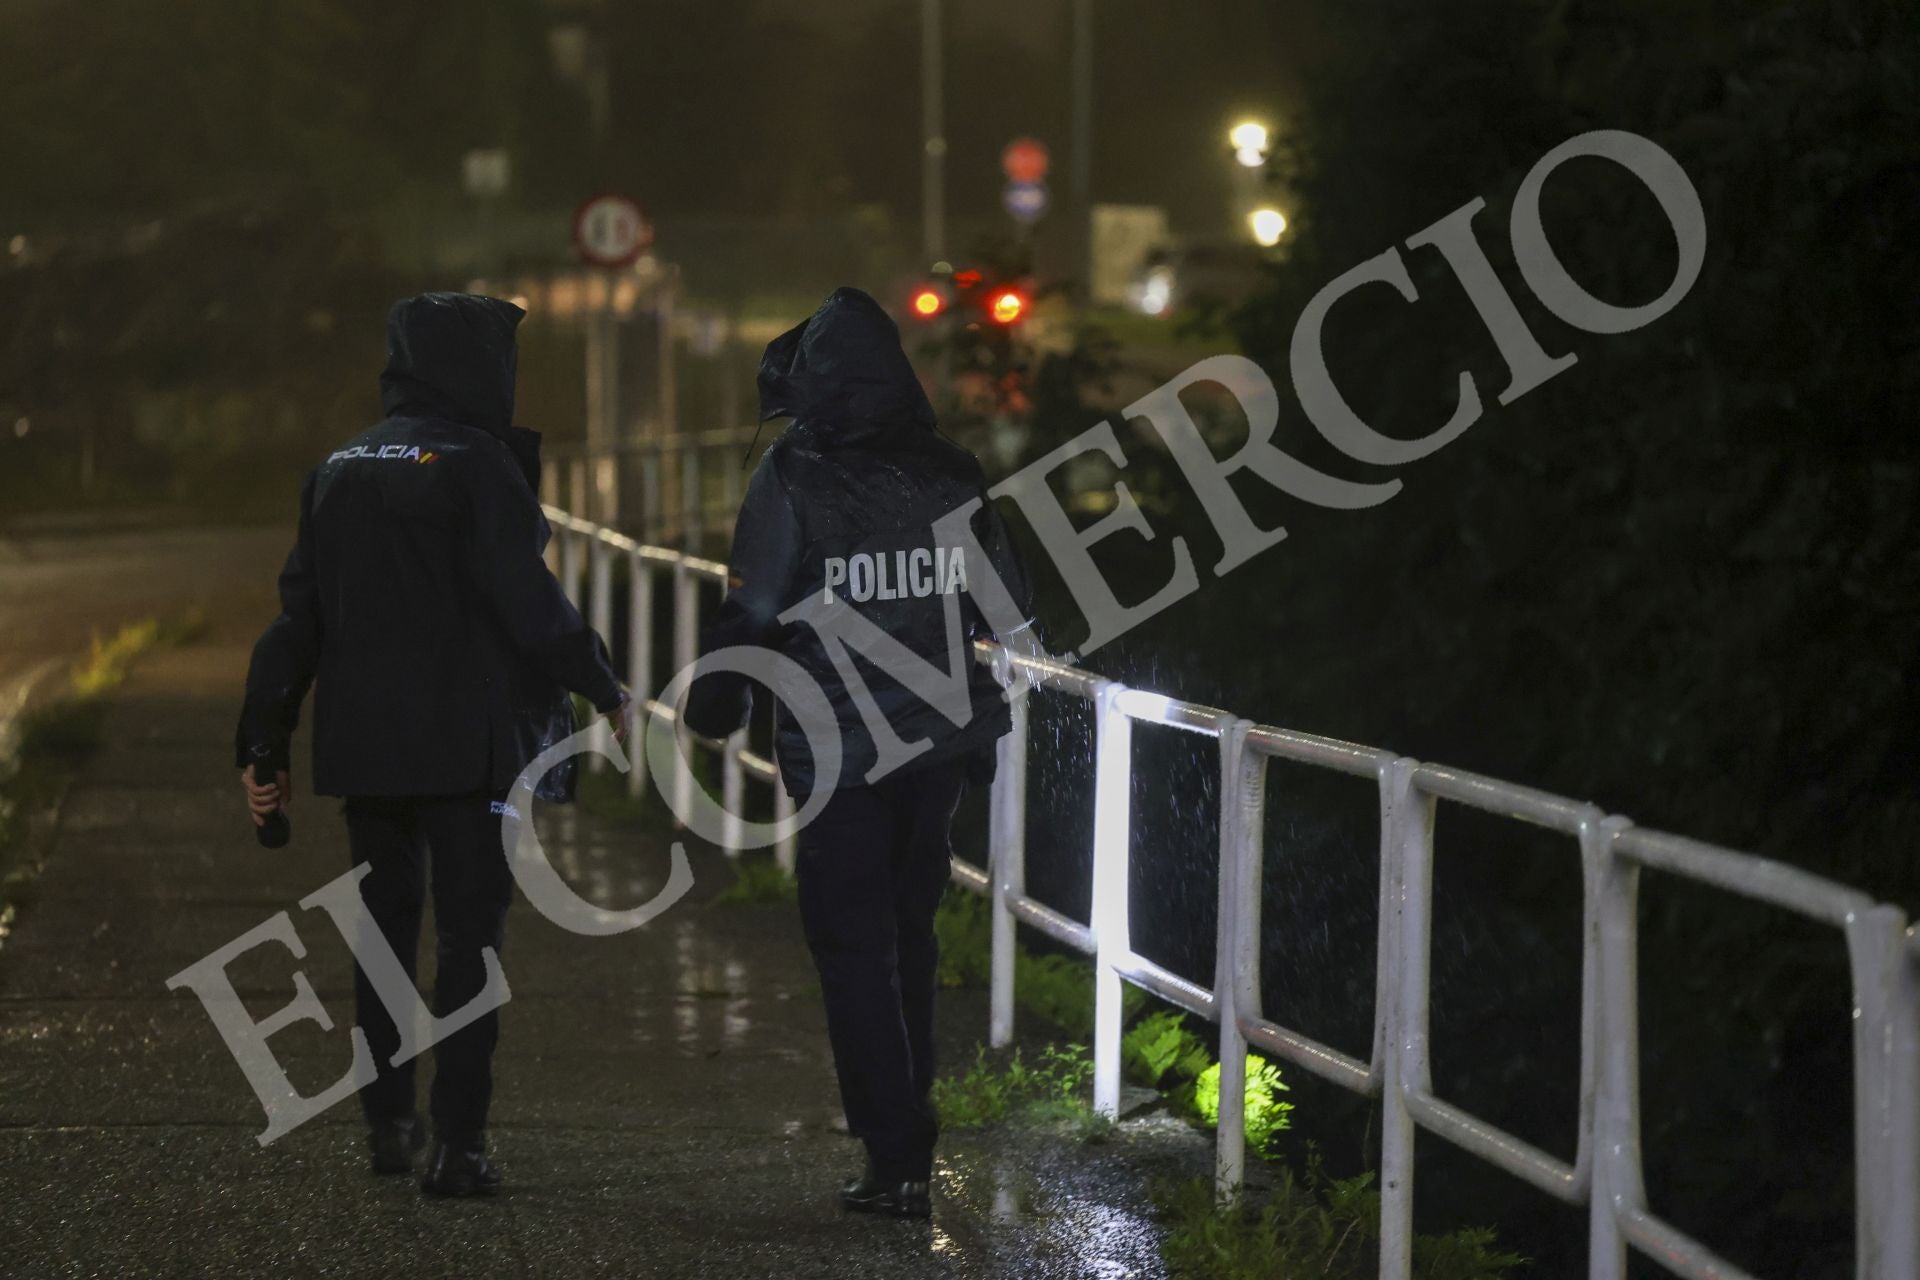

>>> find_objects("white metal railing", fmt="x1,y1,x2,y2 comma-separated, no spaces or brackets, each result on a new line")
545,506,796,871
544,504,1920,1280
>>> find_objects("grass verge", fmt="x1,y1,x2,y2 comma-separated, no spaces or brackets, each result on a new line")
933,889,1526,1276
1155,1155,1525,1280
711,852,796,905
0,615,194,939
933,1042,1112,1142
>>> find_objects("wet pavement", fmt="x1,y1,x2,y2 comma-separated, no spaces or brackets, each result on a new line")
0,551,1208,1278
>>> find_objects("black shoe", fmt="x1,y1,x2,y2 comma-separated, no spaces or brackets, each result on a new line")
842,1166,932,1220
421,1141,502,1198
842,1159,879,1198
368,1117,426,1175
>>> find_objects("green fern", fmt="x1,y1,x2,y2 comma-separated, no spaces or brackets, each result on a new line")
1123,1010,1213,1087
1192,1055,1293,1154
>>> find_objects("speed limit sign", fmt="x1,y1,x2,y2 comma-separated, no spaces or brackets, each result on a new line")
572,193,652,268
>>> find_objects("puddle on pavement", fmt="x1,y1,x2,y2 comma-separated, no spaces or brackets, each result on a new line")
926,1130,1177,1277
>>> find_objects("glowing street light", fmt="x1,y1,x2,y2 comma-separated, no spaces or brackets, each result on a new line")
1229,120,1270,168
1248,206,1288,247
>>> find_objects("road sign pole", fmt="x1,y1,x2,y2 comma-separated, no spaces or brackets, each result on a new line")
921,0,946,262
1071,0,1095,306
571,193,653,531
584,296,619,526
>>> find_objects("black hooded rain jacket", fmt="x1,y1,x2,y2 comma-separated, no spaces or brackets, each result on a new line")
235,292,625,800
684,287,1031,799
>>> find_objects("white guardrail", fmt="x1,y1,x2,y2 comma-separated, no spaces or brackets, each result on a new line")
545,505,1920,1280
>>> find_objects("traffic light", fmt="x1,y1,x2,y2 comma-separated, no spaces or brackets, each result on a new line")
988,289,1028,325
909,286,947,319
901,266,1031,329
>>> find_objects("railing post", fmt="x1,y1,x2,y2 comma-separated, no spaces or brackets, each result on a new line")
1846,904,1920,1280
1379,757,1431,1280
682,442,702,550
626,552,653,798
641,451,662,546
1089,680,1133,1119
587,537,613,775
721,728,746,855
1369,755,1400,1097
567,457,589,525
774,772,797,875
670,558,698,828
1214,717,1260,1198
541,468,561,573
722,442,743,525
559,530,583,612
988,666,1029,1050
1587,815,1643,1280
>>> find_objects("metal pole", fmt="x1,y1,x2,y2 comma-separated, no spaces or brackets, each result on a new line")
722,448,743,530
989,679,1029,1049
568,457,588,522
774,772,798,875
921,0,946,262
721,728,746,856
671,560,698,827
639,449,661,546
1847,904,1920,1279
1070,0,1094,304
585,304,619,525
657,277,678,442
1379,757,1429,1280
1089,680,1132,1118
720,341,742,436
587,538,613,774
560,530,583,612
627,552,653,799
543,469,561,574
1214,717,1258,1197
1587,815,1643,1280
682,443,702,551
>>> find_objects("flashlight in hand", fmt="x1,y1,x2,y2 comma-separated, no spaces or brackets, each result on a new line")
250,747,290,849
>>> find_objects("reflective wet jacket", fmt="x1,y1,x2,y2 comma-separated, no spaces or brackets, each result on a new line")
684,287,1030,799
235,293,624,800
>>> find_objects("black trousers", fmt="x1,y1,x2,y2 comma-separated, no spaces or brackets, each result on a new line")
795,759,966,1183
342,792,513,1150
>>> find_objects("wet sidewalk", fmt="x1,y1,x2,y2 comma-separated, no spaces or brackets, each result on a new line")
0,591,1202,1278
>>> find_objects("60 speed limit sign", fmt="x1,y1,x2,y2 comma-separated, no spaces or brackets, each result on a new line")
572,194,653,269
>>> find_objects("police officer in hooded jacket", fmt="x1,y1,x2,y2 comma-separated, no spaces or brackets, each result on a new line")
236,292,628,1196
685,287,1031,1219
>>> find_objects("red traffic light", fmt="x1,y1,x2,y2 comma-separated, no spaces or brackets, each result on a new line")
909,286,946,319
988,289,1028,325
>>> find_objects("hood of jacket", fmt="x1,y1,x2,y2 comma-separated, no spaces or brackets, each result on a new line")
380,292,526,435
379,291,543,486
757,286,936,446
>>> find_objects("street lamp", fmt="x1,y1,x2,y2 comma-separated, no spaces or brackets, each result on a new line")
1229,120,1270,168
1248,207,1288,247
